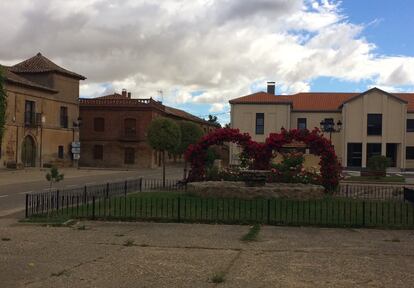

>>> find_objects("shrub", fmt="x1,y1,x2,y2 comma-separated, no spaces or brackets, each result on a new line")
367,155,391,173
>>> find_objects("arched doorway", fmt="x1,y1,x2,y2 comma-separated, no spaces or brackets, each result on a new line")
22,135,36,167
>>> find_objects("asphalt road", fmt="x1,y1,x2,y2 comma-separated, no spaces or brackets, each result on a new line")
0,168,183,218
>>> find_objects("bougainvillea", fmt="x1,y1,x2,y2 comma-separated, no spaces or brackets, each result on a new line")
185,128,342,191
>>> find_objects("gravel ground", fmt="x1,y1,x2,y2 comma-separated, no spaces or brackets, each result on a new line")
1,219,413,287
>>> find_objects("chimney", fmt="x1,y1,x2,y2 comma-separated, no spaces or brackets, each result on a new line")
127,92,131,99
122,88,127,98
267,82,276,95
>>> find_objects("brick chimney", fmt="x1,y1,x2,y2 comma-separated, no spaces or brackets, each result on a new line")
122,88,127,98
267,82,275,95
127,92,131,99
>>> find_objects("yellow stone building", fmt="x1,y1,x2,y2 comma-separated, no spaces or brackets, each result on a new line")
0,53,85,168
229,82,414,170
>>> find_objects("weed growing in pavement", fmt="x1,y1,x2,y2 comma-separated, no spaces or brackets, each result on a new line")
241,224,261,242
123,239,135,247
211,272,225,283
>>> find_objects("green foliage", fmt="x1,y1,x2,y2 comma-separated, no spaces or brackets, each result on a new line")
176,121,203,155
211,272,225,284
205,147,217,168
241,224,261,242
367,155,391,172
0,66,7,141
147,117,181,153
206,114,221,127
45,167,64,188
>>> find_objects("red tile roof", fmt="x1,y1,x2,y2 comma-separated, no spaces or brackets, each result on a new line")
229,89,414,112
10,53,86,80
2,66,57,93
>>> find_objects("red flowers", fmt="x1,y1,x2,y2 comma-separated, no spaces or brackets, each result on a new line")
186,128,342,191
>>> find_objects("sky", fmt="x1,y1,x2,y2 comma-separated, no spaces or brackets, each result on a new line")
0,0,413,124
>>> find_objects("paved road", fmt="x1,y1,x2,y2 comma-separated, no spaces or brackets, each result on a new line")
0,167,183,217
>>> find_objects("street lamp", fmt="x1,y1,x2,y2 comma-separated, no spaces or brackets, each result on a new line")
320,119,342,141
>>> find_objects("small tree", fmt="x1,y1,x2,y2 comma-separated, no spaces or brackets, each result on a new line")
175,121,203,178
206,114,221,127
0,66,7,143
147,117,181,186
46,167,64,189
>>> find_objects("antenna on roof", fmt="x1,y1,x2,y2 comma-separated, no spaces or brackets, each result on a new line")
157,89,164,103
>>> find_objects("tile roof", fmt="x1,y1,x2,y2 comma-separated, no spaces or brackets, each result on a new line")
229,89,414,112
10,53,86,80
1,66,57,93
81,93,214,125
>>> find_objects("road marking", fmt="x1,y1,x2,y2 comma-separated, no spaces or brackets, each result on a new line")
0,195,9,198
19,191,33,195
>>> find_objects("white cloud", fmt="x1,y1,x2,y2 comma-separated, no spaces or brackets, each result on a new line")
1,0,413,114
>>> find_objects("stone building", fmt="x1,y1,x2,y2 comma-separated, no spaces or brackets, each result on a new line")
79,91,218,168
229,82,414,170
0,53,85,168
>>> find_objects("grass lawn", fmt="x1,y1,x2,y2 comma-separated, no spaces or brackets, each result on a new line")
28,191,414,228
345,175,405,183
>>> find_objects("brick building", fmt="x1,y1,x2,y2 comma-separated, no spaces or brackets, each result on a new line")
79,91,217,168
0,53,85,168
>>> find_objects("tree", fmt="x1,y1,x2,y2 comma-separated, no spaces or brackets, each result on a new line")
0,67,7,144
46,167,64,189
175,121,203,178
207,114,221,127
147,117,181,186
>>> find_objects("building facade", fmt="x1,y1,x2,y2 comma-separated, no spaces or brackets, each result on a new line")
79,91,217,168
0,53,85,168
229,83,414,170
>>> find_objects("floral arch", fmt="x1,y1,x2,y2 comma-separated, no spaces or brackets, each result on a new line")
185,128,342,191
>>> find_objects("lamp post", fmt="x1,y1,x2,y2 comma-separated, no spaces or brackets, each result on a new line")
320,119,342,141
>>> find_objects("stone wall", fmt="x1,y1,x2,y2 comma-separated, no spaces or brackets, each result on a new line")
187,181,325,200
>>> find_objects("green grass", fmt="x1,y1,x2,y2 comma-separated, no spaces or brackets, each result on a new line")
346,175,405,183
241,224,261,242
211,272,225,283
27,192,414,229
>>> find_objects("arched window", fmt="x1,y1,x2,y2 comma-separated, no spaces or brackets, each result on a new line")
124,118,136,137
94,117,105,132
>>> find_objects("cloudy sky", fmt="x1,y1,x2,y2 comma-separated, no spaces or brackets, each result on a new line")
1,0,413,124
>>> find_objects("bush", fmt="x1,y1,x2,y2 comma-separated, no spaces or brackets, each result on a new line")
367,155,390,173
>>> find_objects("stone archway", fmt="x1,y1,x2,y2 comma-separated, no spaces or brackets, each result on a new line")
22,135,36,167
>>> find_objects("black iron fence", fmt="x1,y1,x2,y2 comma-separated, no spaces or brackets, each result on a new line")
25,178,185,218
25,180,414,229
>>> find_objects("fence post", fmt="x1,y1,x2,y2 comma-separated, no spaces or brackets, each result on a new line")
177,197,181,222
139,178,143,192
83,185,87,204
92,196,96,220
267,199,271,224
362,201,366,227
56,190,60,213
106,182,109,198
25,194,29,218
124,180,128,197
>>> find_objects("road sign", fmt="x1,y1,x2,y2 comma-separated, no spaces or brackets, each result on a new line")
73,153,80,160
71,141,81,148
71,147,81,154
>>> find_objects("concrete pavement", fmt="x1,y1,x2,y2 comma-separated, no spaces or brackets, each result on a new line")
1,220,413,287
0,166,184,217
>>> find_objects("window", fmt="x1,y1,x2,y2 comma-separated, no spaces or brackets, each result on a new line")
94,117,105,132
367,143,381,163
60,107,68,128
93,145,103,160
124,148,135,164
255,113,264,135
367,114,382,135
24,100,36,126
407,119,414,132
406,147,414,160
124,118,136,137
347,143,362,167
297,118,307,130
58,146,64,159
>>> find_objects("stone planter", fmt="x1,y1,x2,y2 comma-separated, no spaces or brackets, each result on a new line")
240,170,271,187
187,181,325,200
